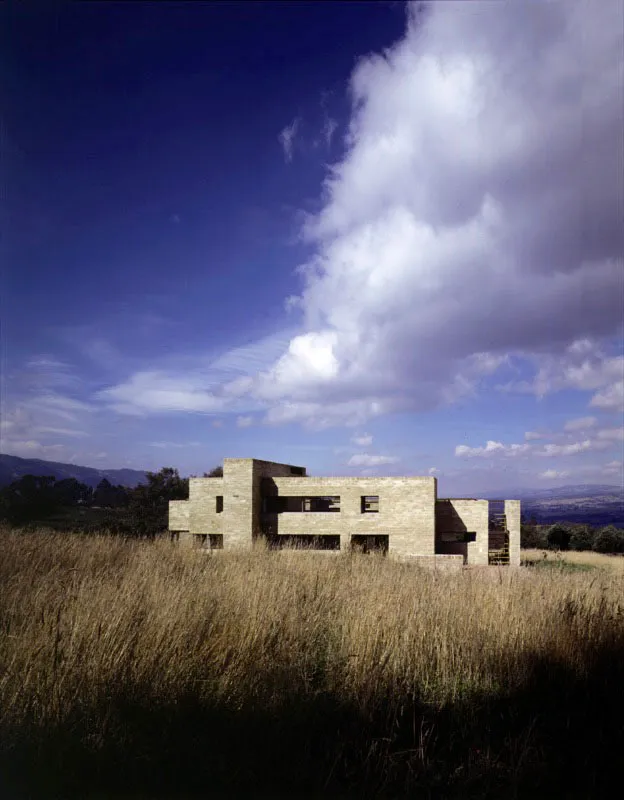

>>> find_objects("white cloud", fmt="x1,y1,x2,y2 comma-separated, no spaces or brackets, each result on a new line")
96,371,228,415
351,432,373,447
278,117,300,163
428,467,440,475
564,416,597,431
590,379,624,412
91,1,624,430
0,440,67,459
602,460,623,476
236,416,253,428
524,431,546,441
347,453,399,467
540,469,569,480
148,441,201,449
456,437,612,459
596,427,624,442
256,0,623,426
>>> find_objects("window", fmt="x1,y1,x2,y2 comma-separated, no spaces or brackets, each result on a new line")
290,466,306,476
216,496,224,513
264,496,340,513
193,534,208,548
208,534,224,549
439,531,476,543
361,496,379,513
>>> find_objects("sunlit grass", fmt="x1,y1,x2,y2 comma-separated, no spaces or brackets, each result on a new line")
1,529,623,798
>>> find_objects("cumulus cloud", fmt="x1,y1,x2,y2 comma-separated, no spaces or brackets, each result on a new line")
278,117,300,163
590,379,624,412
93,1,623,431
347,453,399,467
236,416,253,428
256,0,623,426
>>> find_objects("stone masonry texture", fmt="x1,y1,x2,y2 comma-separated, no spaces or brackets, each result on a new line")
168,458,521,565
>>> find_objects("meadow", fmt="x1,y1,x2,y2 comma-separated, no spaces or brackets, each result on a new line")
1,529,623,798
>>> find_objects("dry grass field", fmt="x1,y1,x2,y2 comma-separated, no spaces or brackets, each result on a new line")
1,529,623,798
522,547,624,574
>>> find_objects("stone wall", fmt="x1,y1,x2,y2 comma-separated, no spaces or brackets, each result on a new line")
267,476,437,557
188,477,224,536
505,499,521,567
435,499,489,566
169,500,190,531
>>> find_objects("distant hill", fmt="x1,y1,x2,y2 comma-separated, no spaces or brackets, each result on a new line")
488,483,624,527
0,454,148,489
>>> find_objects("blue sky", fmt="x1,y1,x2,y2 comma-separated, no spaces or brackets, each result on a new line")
2,1,623,495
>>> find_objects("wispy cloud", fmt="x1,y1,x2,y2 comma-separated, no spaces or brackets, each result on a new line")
348,453,399,467
351,433,373,447
236,416,253,428
278,117,300,163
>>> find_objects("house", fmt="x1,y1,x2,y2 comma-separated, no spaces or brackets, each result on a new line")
169,458,520,566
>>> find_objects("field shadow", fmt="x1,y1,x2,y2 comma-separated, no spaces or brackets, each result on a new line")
2,638,623,799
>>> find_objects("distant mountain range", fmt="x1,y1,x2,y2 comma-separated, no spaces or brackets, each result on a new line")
488,484,624,527
1,454,622,526
0,454,147,490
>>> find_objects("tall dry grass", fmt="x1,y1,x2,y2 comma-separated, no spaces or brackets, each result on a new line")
1,529,623,798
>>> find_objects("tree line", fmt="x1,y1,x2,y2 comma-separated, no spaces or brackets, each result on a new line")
521,521,624,554
0,466,223,536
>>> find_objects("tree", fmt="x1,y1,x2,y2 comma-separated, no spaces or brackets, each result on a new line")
593,526,624,554
93,479,129,508
204,465,223,478
52,478,93,507
546,524,571,551
125,467,189,537
569,525,596,552
521,523,547,549
0,475,58,523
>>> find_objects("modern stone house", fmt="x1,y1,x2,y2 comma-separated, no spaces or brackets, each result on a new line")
169,458,521,566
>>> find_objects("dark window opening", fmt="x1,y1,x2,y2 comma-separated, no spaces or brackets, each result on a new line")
193,534,208,548
290,466,306,476
351,534,389,554
438,531,476,543
216,496,224,513
264,495,340,513
361,496,379,513
209,534,224,550
274,534,340,551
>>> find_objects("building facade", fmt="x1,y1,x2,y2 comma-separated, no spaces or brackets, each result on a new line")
169,458,521,566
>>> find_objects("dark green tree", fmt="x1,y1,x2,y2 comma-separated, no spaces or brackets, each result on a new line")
569,525,596,552
546,523,571,551
93,479,129,508
204,465,223,477
52,478,93,507
0,475,58,523
125,467,188,537
593,526,624,554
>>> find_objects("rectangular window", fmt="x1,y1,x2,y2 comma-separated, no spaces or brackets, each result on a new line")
208,534,224,549
265,495,340,513
361,496,379,513
290,466,306,476
439,531,476,543
216,496,224,513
